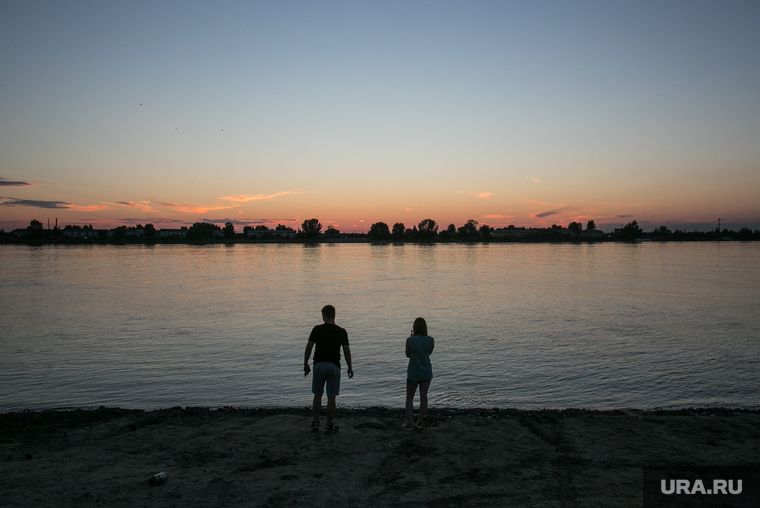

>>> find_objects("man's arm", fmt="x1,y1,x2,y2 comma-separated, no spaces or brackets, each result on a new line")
342,344,354,378
304,341,314,376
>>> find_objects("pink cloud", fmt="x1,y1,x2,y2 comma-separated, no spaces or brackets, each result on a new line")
477,193,492,199
219,191,291,202
68,204,110,212
104,201,159,212
165,203,240,214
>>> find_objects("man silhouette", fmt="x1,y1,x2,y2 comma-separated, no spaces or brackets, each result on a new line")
303,305,353,433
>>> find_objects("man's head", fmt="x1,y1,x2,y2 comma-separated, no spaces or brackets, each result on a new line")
321,305,336,323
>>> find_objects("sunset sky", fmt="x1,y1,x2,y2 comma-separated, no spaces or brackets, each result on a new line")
1,1,759,232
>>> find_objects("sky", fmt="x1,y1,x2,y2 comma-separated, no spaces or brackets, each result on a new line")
1,1,759,233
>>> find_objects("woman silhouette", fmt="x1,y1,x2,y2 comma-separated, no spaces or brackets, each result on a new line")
403,317,435,430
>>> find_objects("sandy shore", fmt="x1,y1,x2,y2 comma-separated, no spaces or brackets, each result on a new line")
1,406,759,507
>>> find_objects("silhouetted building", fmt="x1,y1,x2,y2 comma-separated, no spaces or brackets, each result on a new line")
246,229,296,239
159,228,188,237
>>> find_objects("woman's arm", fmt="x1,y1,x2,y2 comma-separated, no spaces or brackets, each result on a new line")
430,339,434,355
405,338,411,358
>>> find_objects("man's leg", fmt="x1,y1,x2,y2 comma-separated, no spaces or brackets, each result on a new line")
326,396,336,426
324,364,340,428
417,380,431,426
312,393,322,424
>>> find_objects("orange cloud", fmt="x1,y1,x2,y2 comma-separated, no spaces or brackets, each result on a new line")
477,193,492,199
69,204,110,212
529,178,540,183
482,214,515,219
165,203,240,214
219,191,291,202
104,201,159,212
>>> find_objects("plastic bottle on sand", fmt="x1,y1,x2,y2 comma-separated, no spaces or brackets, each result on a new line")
148,472,169,486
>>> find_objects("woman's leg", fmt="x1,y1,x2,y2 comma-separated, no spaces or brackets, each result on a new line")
405,380,418,426
417,380,431,426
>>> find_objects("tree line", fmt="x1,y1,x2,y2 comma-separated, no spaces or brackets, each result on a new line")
4,217,759,243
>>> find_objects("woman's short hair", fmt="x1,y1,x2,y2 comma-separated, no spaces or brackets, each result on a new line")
321,305,336,320
412,317,427,336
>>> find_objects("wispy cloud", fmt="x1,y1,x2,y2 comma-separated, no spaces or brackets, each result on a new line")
525,200,565,207
114,217,189,225
0,177,35,187
104,201,159,212
482,214,515,219
617,214,633,218
68,204,110,211
0,197,106,211
219,191,291,202
476,192,492,199
0,198,70,208
165,203,239,214
533,209,563,218
529,178,540,183
200,217,299,226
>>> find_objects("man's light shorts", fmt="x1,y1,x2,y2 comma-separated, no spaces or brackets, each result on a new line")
312,362,341,397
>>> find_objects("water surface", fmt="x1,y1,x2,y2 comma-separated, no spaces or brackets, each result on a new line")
0,242,758,411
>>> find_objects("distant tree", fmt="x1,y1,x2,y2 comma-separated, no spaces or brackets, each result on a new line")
275,224,292,230
567,222,583,235
368,222,390,241
26,219,46,239
458,219,479,240
255,224,269,230
550,224,563,230
653,225,671,236
187,222,221,241
392,222,405,240
479,224,493,240
438,223,456,241
417,219,438,240
111,225,127,240
619,220,643,240
301,218,322,239
223,222,236,239
144,223,156,237
586,220,596,230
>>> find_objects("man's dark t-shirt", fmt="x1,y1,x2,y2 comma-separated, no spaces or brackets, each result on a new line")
309,323,349,368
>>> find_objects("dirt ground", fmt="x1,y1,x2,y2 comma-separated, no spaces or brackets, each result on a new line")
1,406,759,507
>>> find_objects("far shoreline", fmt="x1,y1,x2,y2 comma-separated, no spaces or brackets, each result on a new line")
2,235,758,247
